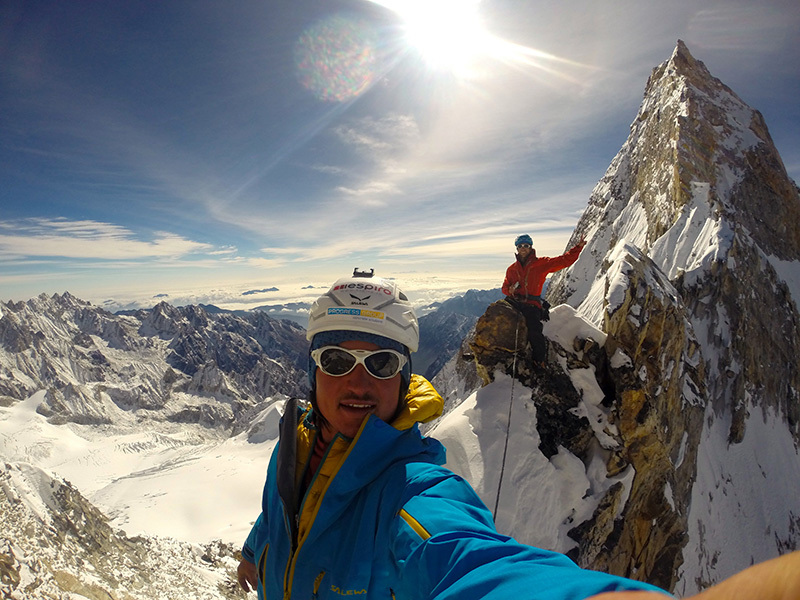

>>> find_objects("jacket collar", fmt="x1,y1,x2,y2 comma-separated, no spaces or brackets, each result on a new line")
390,374,443,431
515,250,537,265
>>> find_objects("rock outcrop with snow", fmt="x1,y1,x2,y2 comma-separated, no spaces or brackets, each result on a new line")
435,40,800,595
548,40,800,592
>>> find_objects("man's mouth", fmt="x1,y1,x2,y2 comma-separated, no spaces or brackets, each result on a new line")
340,402,375,410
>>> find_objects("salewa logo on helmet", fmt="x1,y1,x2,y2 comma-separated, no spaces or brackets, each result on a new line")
349,293,370,305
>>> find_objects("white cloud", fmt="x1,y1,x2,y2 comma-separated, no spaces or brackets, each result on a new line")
207,246,238,256
0,218,213,260
333,113,421,156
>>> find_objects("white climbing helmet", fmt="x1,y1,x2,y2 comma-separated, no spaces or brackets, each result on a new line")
306,270,419,352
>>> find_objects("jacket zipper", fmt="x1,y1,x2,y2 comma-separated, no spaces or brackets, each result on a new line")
281,427,318,599
284,430,334,598
282,420,367,598
311,571,326,599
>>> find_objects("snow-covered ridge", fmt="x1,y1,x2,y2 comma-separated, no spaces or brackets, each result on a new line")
543,40,800,592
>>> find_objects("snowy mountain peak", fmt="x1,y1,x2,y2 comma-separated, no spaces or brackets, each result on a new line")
439,41,800,594
551,40,800,318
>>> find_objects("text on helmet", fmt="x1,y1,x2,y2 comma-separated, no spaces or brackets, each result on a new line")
333,283,393,295
327,308,384,320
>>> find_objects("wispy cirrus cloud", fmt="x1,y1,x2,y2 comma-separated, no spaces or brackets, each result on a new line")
0,218,213,260
333,113,421,156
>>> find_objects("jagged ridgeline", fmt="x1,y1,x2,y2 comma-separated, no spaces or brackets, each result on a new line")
0,294,309,427
433,40,799,595
547,40,800,590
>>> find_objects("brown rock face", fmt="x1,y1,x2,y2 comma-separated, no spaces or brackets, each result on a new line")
592,248,705,590
470,299,527,385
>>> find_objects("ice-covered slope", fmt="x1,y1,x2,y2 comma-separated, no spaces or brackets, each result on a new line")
0,391,284,545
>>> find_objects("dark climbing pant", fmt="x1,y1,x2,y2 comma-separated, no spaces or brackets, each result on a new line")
505,297,549,363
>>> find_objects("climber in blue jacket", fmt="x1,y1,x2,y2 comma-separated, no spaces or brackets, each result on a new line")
236,270,681,600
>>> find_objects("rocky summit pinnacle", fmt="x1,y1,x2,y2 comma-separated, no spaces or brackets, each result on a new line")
542,40,800,592
444,40,800,595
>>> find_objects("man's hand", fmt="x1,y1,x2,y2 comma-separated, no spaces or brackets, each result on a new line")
687,551,800,600
238,558,258,593
588,551,800,600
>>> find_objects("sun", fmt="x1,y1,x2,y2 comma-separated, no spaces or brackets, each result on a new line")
402,0,489,72
369,0,592,84
374,0,494,76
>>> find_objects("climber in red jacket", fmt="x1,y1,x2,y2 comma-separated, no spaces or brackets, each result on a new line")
502,233,585,368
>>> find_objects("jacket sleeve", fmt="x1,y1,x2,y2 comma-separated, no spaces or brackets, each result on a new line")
540,242,584,275
242,512,265,563
390,467,671,600
501,263,518,296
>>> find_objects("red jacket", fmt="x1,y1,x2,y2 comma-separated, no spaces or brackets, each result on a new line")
502,243,584,302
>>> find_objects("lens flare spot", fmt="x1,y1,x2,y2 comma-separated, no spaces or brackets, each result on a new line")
294,15,379,103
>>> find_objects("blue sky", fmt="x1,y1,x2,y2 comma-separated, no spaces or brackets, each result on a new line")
2,0,798,310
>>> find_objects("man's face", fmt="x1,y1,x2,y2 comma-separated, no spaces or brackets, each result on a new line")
517,244,532,258
315,339,402,440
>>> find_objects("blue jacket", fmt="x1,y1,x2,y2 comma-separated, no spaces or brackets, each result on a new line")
242,375,669,599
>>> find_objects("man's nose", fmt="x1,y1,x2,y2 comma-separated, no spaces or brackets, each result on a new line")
345,363,374,388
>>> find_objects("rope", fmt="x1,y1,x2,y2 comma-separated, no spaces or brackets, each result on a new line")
493,314,521,521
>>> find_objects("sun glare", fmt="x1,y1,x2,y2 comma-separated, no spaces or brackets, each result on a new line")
370,0,588,84
404,1,488,73
288,1,590,107
375,0,491,76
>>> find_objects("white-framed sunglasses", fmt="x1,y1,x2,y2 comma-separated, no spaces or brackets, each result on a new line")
311,346,407,379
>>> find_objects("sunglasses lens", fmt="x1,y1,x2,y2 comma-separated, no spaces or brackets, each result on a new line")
318,348,357,376
364,351,402,379
315,347,404,379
